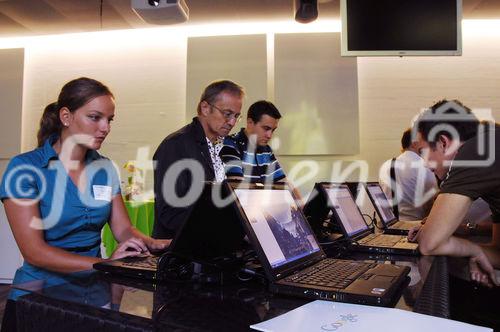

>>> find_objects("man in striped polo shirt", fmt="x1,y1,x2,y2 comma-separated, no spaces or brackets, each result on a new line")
220,100,286,184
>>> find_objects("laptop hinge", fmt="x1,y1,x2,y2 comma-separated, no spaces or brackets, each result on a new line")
387,218,398,227
353,229,373,241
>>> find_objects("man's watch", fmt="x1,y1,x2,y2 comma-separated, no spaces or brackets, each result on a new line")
466,222,478,234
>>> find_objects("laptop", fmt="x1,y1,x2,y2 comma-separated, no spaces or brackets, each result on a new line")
227,182,410,307
94,182,246,280
364,182,422,235
321,183,419,255
303,182,344,242
346,182,378,220
303,182,381,242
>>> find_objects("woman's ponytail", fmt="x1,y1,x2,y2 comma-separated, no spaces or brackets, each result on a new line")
37,102,61,147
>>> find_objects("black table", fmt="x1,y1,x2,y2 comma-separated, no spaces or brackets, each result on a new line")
9,252,455,332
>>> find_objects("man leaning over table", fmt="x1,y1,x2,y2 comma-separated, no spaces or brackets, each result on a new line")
408,99,500,287
152,80,245,239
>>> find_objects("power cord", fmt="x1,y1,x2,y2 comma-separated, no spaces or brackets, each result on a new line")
157,251,246,283
363,212,384,229
237,266,266,282
320,237,353,257
238,251,266,282
157,252,197,282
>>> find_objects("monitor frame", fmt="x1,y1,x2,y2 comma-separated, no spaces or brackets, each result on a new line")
340,0,463,57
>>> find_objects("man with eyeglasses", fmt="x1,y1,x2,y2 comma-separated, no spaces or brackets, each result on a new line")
152,80,244,239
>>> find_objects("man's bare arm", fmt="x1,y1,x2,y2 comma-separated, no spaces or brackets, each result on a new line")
418,193,472,255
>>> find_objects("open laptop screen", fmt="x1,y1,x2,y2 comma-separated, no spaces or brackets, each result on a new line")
366,184,396,225
324,186,370,237
354,184,377,218
234,189,320,268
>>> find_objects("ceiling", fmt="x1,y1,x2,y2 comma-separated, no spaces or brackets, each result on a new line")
0,0,499,38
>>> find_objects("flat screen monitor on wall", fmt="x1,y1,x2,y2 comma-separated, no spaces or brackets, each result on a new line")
341,0,462,56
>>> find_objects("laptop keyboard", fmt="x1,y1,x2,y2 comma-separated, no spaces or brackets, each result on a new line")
284,259,372,289
393,220,419,229
393,237,418,249
359,234,402,247
121,255,159,270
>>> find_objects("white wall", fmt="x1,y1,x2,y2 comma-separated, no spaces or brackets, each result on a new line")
21,30,187,195
186,34,268,123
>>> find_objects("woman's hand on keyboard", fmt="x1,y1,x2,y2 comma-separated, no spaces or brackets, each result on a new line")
110,237,150,260
146,238,171,253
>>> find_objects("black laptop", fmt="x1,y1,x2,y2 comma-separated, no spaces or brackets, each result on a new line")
227,182,410,307
93,182,245,280
320,183,419,255
364,183,422,235
303,182,344,242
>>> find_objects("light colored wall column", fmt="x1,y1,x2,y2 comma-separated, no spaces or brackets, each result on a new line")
0,48,24,283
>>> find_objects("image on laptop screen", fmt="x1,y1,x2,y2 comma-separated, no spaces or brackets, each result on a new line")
324,187,370,237
366,185,396,224
234,189,320,268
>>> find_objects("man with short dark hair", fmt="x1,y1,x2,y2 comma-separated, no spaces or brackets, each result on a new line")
379,128,438,221
410,99,500,286
152,80,244,239
220,100,285,183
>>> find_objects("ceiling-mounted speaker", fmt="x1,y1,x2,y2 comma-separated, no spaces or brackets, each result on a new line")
295,0,318,23
131,0,189,25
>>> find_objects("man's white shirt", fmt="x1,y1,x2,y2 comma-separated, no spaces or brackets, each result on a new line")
379,150,438,221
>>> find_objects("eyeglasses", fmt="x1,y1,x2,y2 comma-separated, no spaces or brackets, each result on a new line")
205,101,242,123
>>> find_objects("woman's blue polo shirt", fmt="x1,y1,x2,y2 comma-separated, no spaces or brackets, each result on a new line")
0,136,120,293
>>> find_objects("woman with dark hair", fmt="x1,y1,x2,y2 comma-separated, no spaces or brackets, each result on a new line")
0,77,169,329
